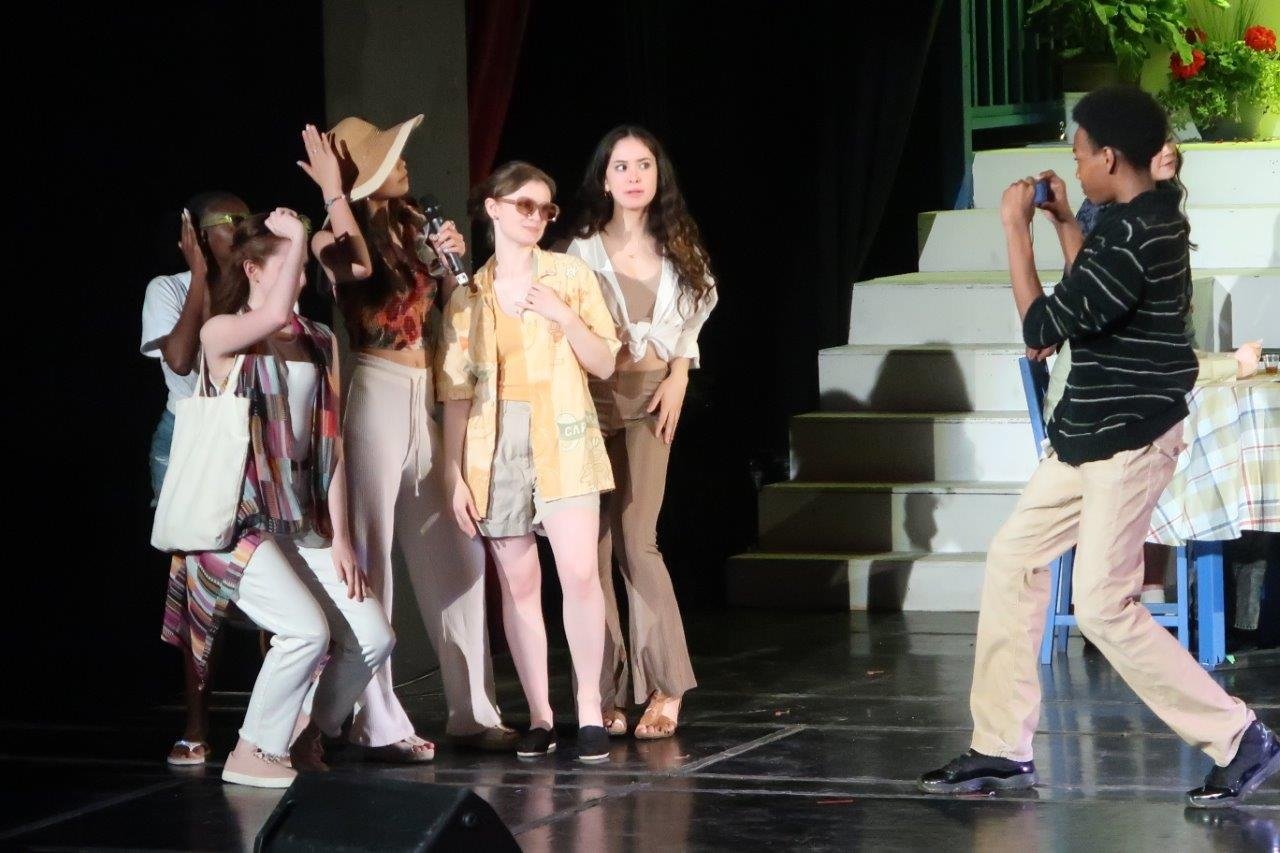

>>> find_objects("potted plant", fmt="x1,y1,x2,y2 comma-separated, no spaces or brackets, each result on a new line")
1026,0,1229,140
1159,4,1279,141
1026,0,1228,86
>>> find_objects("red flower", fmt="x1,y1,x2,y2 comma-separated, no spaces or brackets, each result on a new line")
1245,25,1276,52
1185,27,1207,45
1170,49,1206,80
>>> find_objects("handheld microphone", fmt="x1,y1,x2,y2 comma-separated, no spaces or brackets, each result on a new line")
419,193,470,288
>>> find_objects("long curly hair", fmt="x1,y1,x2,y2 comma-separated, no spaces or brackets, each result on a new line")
573,126,714,309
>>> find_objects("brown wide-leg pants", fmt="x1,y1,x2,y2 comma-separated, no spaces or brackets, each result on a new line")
591,370,698,708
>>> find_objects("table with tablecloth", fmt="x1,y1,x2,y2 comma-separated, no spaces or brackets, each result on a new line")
1147,375,1280,665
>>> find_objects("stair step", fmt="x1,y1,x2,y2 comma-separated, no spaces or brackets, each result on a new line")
849,274,1052,345
848,273,1218,346
972,142,1280,209
757,481,1021,554
1203,270,1280,350
918,206,1279,272
790,412,1036,483
818,343,1029,412
725,551,986,611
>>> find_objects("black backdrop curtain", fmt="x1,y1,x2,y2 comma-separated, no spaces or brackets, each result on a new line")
485,1,948,604
19,5,327,705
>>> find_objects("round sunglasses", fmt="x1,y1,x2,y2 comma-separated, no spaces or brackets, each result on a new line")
497,196,559,223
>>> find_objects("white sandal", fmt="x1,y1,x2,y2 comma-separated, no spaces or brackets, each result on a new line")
166,739,212,767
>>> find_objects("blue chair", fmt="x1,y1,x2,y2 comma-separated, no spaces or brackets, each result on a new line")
1015,357,1222,665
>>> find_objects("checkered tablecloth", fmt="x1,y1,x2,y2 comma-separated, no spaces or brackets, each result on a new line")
1148,376,1280,545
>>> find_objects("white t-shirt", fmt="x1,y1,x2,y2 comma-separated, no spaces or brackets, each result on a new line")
141,271,198,413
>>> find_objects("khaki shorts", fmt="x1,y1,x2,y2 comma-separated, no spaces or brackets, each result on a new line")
477,401,598,538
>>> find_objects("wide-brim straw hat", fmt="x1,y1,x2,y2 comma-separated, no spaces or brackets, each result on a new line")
330,114,424,201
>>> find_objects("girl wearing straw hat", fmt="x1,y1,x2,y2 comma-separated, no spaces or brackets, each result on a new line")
302,116,514,762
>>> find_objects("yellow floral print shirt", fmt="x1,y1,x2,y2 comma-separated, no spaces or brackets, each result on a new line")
436,248,622,516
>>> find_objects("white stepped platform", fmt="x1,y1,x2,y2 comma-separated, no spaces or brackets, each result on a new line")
790,412,1035,484
732,144,1276,613
757,481,1020,554
726,551,986,611
971,143,1280,209
849,272,1219,346
1207,270,1280,349
849,273,1049,345
818,344,1028,412
919,206,1279,272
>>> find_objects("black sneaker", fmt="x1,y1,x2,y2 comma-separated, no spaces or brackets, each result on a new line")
1186,720,1280,809
516,726,558,758
576,726,611,763
918,749,1037,794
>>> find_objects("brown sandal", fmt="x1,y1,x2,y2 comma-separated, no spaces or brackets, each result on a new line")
363,735,436,763
634,694,681,741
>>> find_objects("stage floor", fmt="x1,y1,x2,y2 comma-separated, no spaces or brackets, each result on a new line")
4,611,1278,851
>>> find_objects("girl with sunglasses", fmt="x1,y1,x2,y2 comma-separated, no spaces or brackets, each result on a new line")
565,126,717,740
142,191,250,767
439,161,620,761
164,208,395,787
303,117,513,762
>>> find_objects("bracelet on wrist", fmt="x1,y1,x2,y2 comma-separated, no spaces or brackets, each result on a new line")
324,193,346,211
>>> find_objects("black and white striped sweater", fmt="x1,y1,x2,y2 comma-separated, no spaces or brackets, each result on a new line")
1024,188,1197,465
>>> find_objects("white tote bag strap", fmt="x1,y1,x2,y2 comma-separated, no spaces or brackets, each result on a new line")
195,350,248,398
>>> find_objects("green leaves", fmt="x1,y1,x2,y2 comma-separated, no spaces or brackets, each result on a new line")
1026,0,1201,78
1159,39,1272,128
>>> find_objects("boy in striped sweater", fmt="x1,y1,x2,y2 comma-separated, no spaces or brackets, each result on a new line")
918,86,1278,808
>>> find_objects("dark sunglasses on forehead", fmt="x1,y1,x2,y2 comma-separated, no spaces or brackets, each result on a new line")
497,196,559,222
198,211,312,234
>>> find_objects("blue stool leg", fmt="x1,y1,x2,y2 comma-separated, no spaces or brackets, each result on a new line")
1056,548,1075,653
1040,556,1062,665
1175,545,1190,650
1194,540,1227,668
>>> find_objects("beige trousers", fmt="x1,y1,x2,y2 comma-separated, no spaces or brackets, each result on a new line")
344,355,502,743
592,370,697,707
969,422,1253,765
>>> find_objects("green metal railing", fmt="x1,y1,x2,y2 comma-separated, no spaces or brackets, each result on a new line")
954,0,1063,206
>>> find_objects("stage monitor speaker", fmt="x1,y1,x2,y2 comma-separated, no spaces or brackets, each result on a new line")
254,775,520,852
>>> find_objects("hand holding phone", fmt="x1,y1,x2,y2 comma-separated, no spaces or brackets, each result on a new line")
1033,178,1053,206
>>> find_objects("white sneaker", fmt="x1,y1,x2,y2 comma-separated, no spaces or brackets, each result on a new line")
222,737,297,788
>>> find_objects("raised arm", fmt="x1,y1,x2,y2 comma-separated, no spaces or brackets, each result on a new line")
201,209,307,370
157,209,211,375
299,125,374,285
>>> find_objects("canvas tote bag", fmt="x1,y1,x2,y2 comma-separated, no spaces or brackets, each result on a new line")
151,352,250,552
